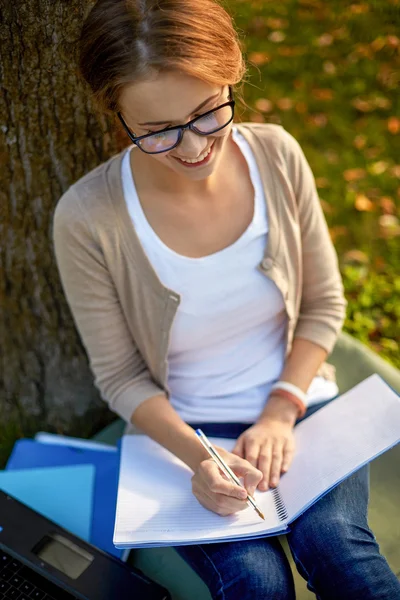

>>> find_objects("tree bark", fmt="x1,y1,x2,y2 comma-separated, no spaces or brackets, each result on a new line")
0,0,125,462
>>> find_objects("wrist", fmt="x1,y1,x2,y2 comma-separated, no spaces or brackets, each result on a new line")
258,394,299,427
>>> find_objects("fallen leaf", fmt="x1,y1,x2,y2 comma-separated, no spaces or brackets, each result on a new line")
255,98,273,113
343,250,370,264
364,147,382,160
351,98,374,112
316,33,333,47
266,17,289,29
326,150,339,164
355,193,374,211
374,96,391,109
307,113,328,127
386,35,400,48
368,161,389,175
390,165,400,178
370,37,386,52
349,3,369,14
276,97,293,110
312,88,334,100
268,30,286,43
377,64,399,89
343,168,367,181
278,46,307,57
248,52,270,66
388,117,400,134
295,101,308,114
320,198,334,214
353,134,367,149
315,177,330,188
353,43,374,59
329,226,348,242
379,215,400,238
323,61,336,75
379,197,396,214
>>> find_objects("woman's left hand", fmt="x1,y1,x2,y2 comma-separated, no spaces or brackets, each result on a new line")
231,418,295,491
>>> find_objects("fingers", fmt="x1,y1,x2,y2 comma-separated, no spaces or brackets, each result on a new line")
192,460,248,516
227,453,263,496
245,438,295,491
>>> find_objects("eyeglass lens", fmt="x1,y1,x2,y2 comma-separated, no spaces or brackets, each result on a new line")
138,104,233,153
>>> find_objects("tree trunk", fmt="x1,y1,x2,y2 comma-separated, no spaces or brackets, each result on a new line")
0,0,125,464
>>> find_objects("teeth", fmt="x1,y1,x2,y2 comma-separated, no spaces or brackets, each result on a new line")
180,145,212,164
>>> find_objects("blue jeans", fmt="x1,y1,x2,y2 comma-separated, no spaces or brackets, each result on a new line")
175,400,400,599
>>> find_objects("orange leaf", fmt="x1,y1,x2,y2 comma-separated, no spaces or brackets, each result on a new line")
276,98,293,110
388,117,400,134
379,215,400,238
343,168,367,181
353,134,367,149
316,33,333,47
351,98,374,112
266,18,289,29
268,31,286,43
315,177,330,189
343,250,369,264
379,196,396,215
312,88,334,101
329,226,348,242
355,193,374,211
386,35,400,48
390,165,400,178
349,4,369,14
295,101,308,114
370,37,386,52
255,98,273,113
323,61,336,75
248,52,270,66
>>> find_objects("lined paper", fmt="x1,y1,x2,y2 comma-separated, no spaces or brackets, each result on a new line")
113,436,284,547
114,375,400,548
279,374,400,520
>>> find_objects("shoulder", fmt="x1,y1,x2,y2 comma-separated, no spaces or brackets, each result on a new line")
53,151,125,233
235,122,305,164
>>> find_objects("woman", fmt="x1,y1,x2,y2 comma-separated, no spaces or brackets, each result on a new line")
53,0,400,598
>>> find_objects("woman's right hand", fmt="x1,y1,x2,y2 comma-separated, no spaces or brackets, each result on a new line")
191,446,263,516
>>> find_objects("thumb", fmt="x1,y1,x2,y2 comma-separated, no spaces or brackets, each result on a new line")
229,455,262,496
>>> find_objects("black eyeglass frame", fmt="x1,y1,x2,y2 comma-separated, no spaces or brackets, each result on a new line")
117,87,235,154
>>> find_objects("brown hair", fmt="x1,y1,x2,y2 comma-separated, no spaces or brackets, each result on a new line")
78,0,246,116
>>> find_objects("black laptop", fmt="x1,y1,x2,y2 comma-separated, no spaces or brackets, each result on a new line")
0,490,171,599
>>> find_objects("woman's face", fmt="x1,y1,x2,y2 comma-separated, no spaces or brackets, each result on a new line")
118,72,233,181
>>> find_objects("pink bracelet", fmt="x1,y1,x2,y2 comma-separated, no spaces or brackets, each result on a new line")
269,388,307,418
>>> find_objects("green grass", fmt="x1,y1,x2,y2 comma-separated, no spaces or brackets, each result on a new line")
228,0,400,368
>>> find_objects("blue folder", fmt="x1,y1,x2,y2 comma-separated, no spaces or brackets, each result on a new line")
0,465,94,541
6,439,122,559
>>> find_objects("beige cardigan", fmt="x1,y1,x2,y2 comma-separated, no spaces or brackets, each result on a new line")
53,123,346,426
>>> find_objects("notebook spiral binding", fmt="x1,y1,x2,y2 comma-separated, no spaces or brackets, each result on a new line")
272,488,289,521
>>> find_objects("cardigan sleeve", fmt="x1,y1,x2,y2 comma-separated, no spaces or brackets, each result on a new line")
282,131,347,354
52,188,167,423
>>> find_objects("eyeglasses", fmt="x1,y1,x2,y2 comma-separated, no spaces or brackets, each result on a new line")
117,88,235,154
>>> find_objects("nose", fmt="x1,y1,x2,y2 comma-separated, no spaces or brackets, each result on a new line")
174,129,208,158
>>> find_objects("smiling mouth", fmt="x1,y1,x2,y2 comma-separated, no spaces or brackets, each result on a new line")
173,142,215,167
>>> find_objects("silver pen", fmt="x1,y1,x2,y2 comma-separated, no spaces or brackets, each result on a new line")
195,428,265,521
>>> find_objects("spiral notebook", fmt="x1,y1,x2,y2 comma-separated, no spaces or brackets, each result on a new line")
113,375,400,548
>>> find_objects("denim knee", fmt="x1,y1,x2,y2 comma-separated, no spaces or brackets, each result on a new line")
175,539,295,600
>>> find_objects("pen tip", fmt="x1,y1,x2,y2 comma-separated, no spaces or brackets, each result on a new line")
258,509,265,521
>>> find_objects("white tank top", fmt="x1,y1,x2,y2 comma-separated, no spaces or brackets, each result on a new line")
122,128,338,423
